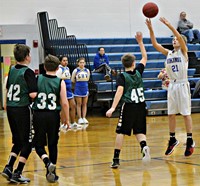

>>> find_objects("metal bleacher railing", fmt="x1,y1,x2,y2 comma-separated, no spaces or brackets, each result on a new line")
37,11,97,99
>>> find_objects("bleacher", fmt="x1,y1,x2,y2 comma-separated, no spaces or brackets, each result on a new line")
77,38,200,115
37,11,200,116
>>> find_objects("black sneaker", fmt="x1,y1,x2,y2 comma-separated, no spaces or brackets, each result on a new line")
1,165,13,181
185,140,195,157
53,169,59,181
10,170,30,184
110,158,120,169
104,74,112,82
46,162,56,183
165,140,179,155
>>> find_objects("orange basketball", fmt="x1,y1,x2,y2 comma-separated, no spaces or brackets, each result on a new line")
142,2,159,18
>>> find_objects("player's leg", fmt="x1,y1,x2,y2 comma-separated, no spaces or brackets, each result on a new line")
10,107,32,183
2,107,21,181
75,96,84,124
165,114,179,155
82,96,89,124
183,115,195,156
180,82,195,156
111,134,124,168
135,134,150,162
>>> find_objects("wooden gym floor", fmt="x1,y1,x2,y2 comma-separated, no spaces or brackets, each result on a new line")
0,110,200,186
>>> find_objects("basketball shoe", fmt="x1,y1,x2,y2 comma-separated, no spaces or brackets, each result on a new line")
110,158,120,169
10,170,30,184
165,139,179,155
82,118,89,124
142,146,151,162
46,162,56,183
185,140,195,157
1,165,13,181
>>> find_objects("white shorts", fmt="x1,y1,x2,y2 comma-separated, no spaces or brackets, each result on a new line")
167,81,191,115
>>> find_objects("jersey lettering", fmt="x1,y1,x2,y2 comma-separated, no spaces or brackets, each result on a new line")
171,65,179,72
7,84,20,101
37,92,57,110
131,87,145,103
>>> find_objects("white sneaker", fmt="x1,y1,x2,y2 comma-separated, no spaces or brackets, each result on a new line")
142,146,151,162
82,118,89,124
78,118,84,125
60,124,70,132
60,124,65,130
71,122,82,129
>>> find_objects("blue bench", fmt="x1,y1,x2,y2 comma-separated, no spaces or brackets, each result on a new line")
95,77,199,93
146,98,200,115
87,44,200,54
92,69,196,83
89,52,166,61
89,61,165,70
77,37,173,45
96,89,167,102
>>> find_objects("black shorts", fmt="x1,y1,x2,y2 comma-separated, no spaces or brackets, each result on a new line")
32,110,60,147
7,106,32,146
116,102,146,136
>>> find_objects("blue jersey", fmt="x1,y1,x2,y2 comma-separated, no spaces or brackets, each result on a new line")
58,65,73,99
72,67,90,97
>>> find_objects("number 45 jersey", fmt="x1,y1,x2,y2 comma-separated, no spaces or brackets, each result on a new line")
32,74,61,111
122,71,145,104
165,49,188,81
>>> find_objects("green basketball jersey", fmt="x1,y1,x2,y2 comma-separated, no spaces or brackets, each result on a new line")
122,71,145,103
7,66,30,107
32,74,61,111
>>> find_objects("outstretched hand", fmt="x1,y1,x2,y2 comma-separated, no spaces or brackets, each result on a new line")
135,32,143,43
145,18,153,31
159,17,170,26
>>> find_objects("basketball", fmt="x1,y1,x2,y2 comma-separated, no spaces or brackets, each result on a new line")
142,2,159,18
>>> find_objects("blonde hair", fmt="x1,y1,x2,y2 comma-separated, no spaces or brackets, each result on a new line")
181,34,187,44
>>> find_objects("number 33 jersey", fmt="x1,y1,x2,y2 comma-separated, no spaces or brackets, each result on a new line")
165,49,188,81
32,74,61,111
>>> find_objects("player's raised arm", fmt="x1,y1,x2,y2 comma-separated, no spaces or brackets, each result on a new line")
135,32,147,66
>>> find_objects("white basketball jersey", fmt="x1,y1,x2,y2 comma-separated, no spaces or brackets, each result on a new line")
165,49,188,81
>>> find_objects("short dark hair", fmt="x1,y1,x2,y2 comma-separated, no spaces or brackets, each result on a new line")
98,47,105,51
59,55,68,62
13,44,30,62
44,54,60,71
121,54,136,68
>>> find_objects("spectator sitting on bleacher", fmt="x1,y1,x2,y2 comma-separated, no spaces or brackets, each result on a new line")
93,47,117,81
177,11,200,44
157,68,170,90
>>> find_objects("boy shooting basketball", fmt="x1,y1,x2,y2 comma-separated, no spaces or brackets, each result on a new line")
145,17,195,156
